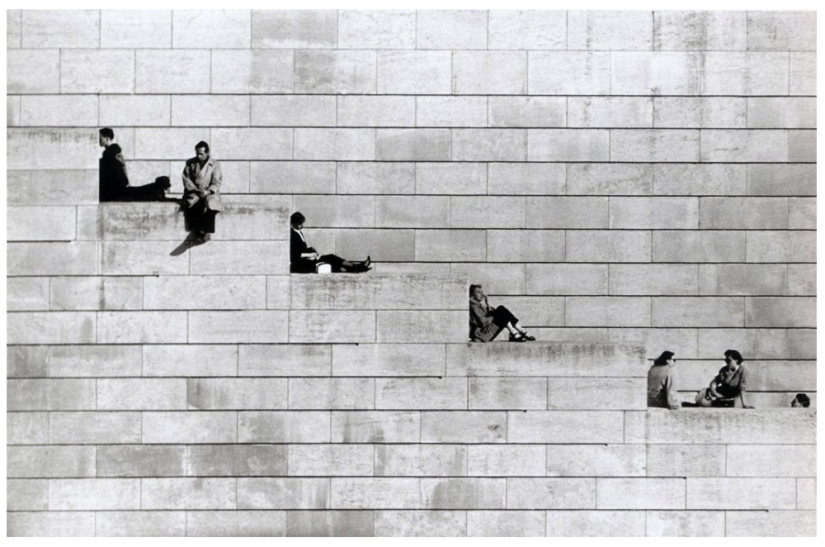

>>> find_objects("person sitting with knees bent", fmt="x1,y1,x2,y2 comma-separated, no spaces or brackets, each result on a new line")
182,141,221,244
695,349,754,409
647,351,679,410
469,284,535,342
290,212,371,273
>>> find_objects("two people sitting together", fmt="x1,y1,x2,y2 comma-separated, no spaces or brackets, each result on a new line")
648,349,754,409
99,128,220,245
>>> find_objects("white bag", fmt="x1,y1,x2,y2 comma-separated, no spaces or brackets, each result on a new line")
316,262,332,274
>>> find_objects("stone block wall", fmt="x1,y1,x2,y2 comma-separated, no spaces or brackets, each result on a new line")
6,10,816,536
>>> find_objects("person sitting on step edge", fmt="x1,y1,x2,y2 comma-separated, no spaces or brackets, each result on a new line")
469,284,535,342
694,349,754,409
290,212,371,273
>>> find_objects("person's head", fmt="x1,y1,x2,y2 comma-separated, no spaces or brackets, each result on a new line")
99,127,114,147
195,141,210,162
290,212,306,230
469,284,484,300
654,351,675,367
724,349,743,368
791,393,811,408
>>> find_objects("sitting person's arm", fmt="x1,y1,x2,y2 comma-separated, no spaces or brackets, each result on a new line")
470,302,494,329
665,370,680,410
738,367,754,409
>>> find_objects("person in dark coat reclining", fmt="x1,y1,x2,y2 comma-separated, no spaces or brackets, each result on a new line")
98,128,170,202
290,212,371,273
469,284,536,342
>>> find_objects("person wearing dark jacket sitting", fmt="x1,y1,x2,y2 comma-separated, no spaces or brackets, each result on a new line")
647,351,680,409
695,349,754,408
98,128,171,202
469,284,535,342
99,127,130,201
290,212,371,273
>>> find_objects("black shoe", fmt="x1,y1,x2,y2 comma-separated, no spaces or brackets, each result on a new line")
519,332,536,341
364,256,371,268
509,332,528,342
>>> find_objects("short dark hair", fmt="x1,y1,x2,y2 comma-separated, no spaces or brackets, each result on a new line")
794,393,811,407
195,141,210,153
724,349,744,364
654,351,675,366
99,127,114,139
290,212,306,226
469,284,482,297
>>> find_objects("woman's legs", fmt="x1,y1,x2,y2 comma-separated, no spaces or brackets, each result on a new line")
318,254,371,273
491,306,535,341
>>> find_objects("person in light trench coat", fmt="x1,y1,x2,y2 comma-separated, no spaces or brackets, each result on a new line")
182,140,222,243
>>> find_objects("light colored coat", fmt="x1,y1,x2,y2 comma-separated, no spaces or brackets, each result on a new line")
182,156,223,211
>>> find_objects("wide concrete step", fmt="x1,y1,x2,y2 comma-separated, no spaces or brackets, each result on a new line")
447,342,647,377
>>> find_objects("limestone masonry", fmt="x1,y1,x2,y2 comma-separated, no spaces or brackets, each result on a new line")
6,10,816,536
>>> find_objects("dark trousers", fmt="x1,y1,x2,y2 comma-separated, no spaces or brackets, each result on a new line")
490,306,519,328
291,254,347,273
185,199,217,234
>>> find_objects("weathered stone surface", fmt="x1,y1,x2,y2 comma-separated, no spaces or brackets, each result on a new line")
421,478,506,509
489,96,566,128
7,346,49,378
289,378,374,410
726,511,816,537
172,10,250,48
508,478,595,510
187,511,286,537
22,10,99,48
647,445,726,477
653,231,746,263
568,10,652,50
100,9,172,48
8,50,60,93
336,229,416,262
421,411,506,443
416,10,487,49
612,53,700,95
701,52,788,95
142,412,237,443
567,231,652,263
188,445,287,477
377,378,467,409
790,52,816,96
646,511,725,537
330,411,419,443
50,479,141,510
727,445,816,478
416,230,486,262
546,378,645,409
597,478,685,509
545,511,645,536
488,10,566,49
189,378,287,410
8,311,96,344
96,512,186,537
547,445,645,477
374,511,465,537
609,264,698,296
252,10,336,48
9,128,99,170
295,50,376,94
7,277,49,311
454,129,527,162
9,512,96,537
789,130,816,163
747,11,816,51
96,378,184,410
488,162,565,195
688,478,796,510
97,445,186,477
528,52,611,95
339,10,416,49
135,50,208,93
239,412,330,443
528,129,609,161
190,242,289,275
565,297,652,327
376,445,466,477
509,411,625,443
526,197,608,229
467,445,546,476
654,97,746,128
526,264,608,295
486,230,564,262
654,164,747,195
332,478,418,509
654,11,746,51
289,445,372,476
447,342,646,377
240,344,330,377
287,511,374,537
339,96,415,127
50,412,141,444
701,131,789,162
611,130,700,162
377,311,466,343
212,50,294,93
453,51,527,95
8,446,95,478
142,478,236,510
377,51,452,94
8,412,48,445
